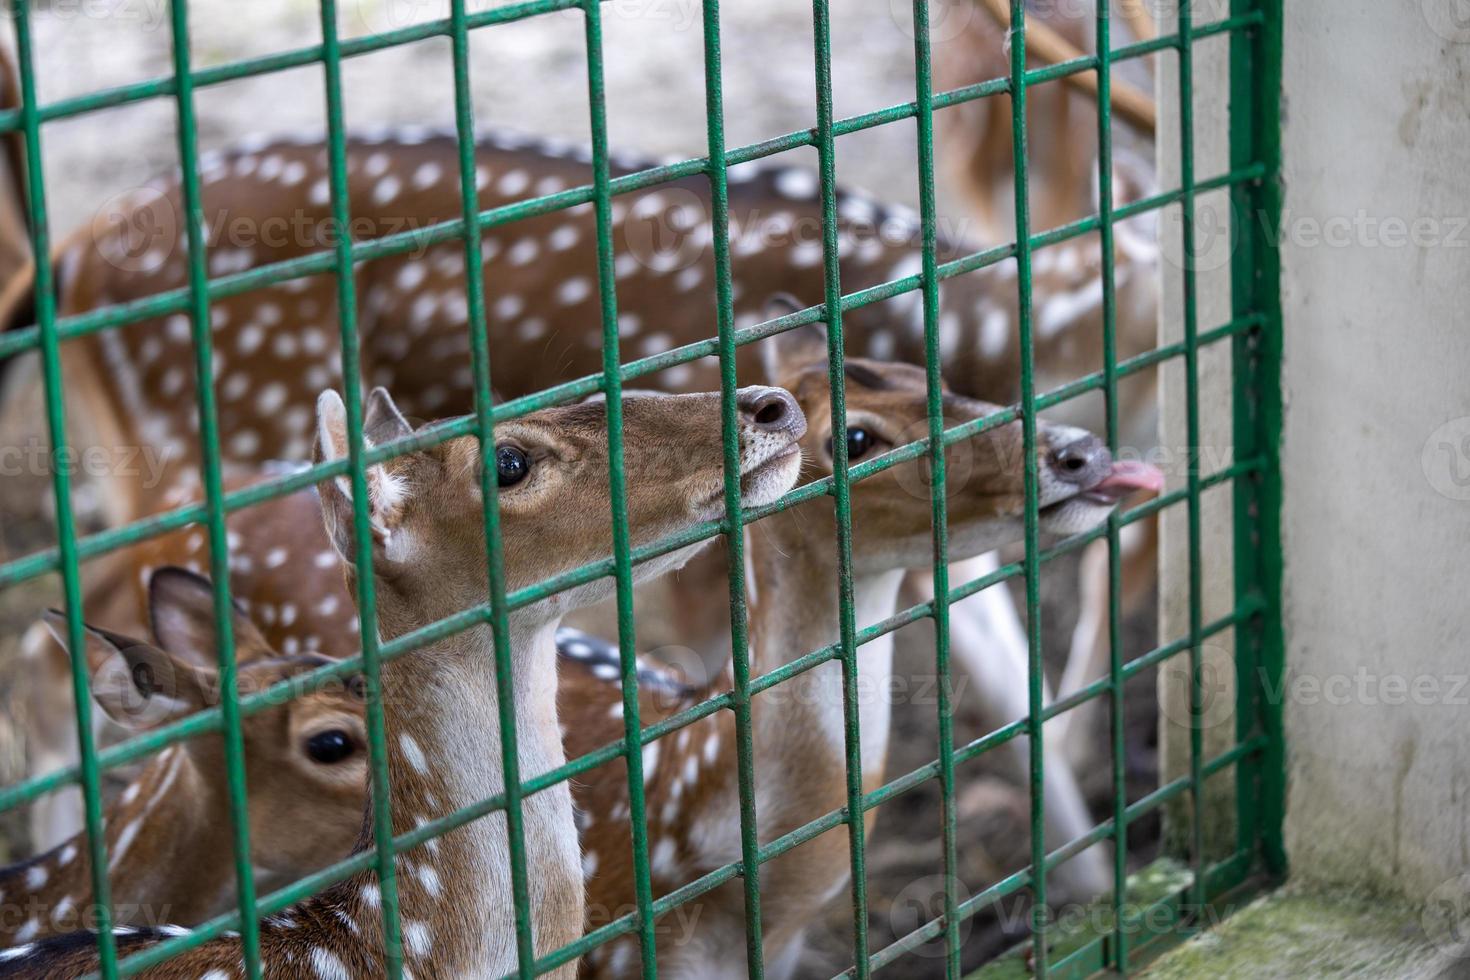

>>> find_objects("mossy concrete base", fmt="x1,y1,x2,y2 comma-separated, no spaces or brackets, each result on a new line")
1142,886,1466,979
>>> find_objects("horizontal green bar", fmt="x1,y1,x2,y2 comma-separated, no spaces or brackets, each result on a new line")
0,295,1263,591
0,146,1262,363
0,11,1258,144
0,0,585,135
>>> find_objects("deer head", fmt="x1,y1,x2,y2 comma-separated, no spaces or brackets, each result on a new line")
313,384,806,631
11,567,366,938
756,297,1163,574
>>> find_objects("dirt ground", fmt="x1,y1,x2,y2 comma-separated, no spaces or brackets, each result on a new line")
0,0,1162,975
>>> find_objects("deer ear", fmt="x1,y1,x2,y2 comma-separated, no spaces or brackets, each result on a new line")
314,388,410,567
42,610,213,729
759,294,830,385
148,566,271,667
364,386,412,445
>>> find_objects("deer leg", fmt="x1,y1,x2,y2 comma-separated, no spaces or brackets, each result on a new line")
1053,516,1158,771
909,553,1111,900
1052,538,1112,769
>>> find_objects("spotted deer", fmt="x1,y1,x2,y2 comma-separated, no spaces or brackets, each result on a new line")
935,0,1167,770
0,567,367,948
18,469,364,853
0,384,806,977
560,321,1161,977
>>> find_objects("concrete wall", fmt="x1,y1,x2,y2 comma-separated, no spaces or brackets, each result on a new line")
1161,1,1470,905
1277,3,1470,899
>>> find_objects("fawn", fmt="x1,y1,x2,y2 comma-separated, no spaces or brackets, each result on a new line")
560,318,1161,976
17,469,367,853
0,567,366,947
0,383,806,977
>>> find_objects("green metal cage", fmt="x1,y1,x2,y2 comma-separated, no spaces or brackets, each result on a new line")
0,0,1284,976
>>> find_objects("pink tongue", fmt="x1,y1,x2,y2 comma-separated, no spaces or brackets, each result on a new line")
1089,460,1165,500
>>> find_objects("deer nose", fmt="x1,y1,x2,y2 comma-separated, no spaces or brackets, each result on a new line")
1048,430,1112,487
737,386,806,438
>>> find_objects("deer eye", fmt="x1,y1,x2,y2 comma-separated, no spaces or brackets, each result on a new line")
826,428,877,462
495,445,531,487
305,729,356,765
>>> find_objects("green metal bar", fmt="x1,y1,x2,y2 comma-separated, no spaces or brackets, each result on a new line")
164,2,262,974
1092,0,1130,972
316,3,405,973
449,1,542,972
0,155,1261,364
907,0,959,972
580,1,661,974
1174,0,1207,918
1003,1,1048,973
10,1,119,974
697,1,768,974
1230,0,1288,878
0,11,1257,151
808,0,870,973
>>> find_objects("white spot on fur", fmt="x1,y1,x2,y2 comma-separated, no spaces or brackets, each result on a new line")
498,170,530,196
415,863,441,898
311,945,351,980
403,920,431,957
980,308,1009,359
556,277,591,305
774,169,819,199
400,734,429,774
650,838,678,877
412,162,442,190
642,741,660,784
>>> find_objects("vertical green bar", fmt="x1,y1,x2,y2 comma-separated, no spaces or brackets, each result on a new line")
1229,0,1286,878
1004,2,1047,975
447,3,538,974
808,1,870,974
697,2,767,975
906,0,959,974
164,3,262,973
316,2,405,973
1092,2,1130,972
10,3,118,974
1174,0,1207,918
582,1,661,974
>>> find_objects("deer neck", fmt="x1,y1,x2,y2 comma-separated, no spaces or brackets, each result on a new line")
367,605,582,976
746,515,906,788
